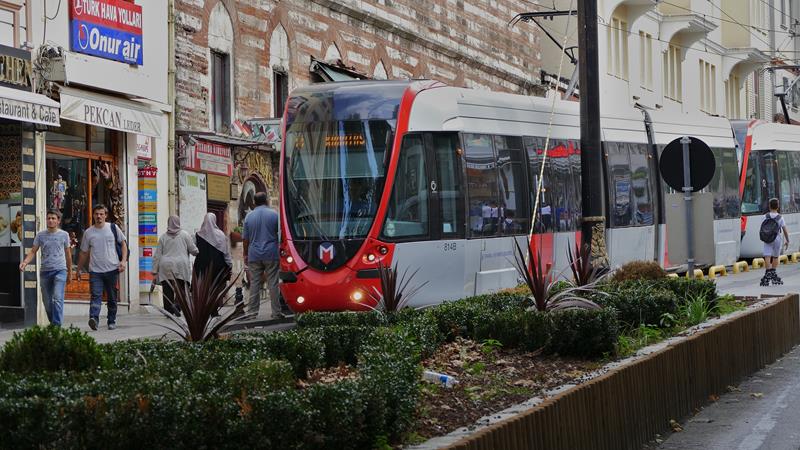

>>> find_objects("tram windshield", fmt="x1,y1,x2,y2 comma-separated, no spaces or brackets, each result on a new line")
283,82,408,240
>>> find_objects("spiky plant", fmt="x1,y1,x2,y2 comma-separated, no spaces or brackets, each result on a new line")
362,261,429,313
156,269,249,342
566,240,607,286
512,239,604,312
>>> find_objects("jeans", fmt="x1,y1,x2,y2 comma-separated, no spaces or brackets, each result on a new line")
247,260,280,316
40,269,67,326
89,270,119,325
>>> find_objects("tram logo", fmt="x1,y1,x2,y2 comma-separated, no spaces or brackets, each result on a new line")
318,242,335,264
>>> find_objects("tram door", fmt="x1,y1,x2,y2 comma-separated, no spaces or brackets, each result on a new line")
389,132,467,305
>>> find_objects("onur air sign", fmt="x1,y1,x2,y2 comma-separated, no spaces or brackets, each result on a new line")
69,0,144,65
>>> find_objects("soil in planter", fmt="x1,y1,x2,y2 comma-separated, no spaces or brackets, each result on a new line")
412,337,600,441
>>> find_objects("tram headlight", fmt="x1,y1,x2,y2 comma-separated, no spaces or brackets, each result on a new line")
363,253,376,263
351,290,364,302
280,249,288,258
296,296,305,304
286,256,294,264
378,245,389,255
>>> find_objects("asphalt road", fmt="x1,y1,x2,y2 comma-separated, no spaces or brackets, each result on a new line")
654,263,800,450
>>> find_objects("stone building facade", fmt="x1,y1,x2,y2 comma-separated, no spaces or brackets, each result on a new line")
173,0,544,273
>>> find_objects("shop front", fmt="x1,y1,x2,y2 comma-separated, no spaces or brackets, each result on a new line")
0,44,60,325
52,86,162,310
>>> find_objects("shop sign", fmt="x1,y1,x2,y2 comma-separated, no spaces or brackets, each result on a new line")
206,174,230,202
136,135,152,160
60,89,161,138
191,140,233,177
137,162,157,291
0,96,60,127
0,45,32,90
69,0,144,65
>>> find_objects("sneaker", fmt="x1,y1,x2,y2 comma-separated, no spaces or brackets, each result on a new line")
108,323,117,330
88,317,98,330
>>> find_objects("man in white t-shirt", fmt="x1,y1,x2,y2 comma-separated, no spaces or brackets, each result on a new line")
77,204,127,331
760,198,790,286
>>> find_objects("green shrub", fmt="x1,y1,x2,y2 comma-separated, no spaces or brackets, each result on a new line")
229,359,295,395
310,325,375,366
392,311,443,359
659,277,718,309
474,309,551,351
296,310,386,328
598,284,679,328
0,326,107,374
612,260,667,282
547,308,619,358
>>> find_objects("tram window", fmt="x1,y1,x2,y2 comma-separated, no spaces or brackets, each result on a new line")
741,150,765,214
381,135,429,239
777,152,796,213
790,153,800,212
763,152,778,209
606,142,634,227
628,144,654,225
494,136,530,235
464,134,500,237
524,136,554,233
432,133,463,237
569,141,582,229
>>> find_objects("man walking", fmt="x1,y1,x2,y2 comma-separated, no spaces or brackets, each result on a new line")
77,204,127,330
243,192,283,318
19,209,72,326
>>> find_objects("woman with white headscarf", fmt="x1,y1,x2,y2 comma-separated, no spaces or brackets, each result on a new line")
193,212,232,284
152,215,198,316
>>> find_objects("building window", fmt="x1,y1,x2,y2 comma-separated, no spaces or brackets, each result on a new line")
639,31,653,90
0,3,21,48
607,17,629,80
211,51,231,133
699,60,717,114
664,44,682,102
273,70,288,118
726,74,742,119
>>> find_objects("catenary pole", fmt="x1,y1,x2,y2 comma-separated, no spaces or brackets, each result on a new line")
578,0,608,267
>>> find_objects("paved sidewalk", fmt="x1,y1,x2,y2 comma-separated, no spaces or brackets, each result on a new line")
714,262,800,297
0,307,295,345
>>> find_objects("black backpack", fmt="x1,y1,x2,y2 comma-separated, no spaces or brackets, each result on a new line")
760,213,782,243
110,223,130,261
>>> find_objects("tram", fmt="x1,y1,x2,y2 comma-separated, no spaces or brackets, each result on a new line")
278,80,742,312
736,120,800,258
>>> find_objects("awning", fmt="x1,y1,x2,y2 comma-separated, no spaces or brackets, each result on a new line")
58,86,163,138
0,85,60,126
176,131,273,149
310,59,369,82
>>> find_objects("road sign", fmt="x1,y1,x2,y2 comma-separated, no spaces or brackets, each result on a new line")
659,136,715,192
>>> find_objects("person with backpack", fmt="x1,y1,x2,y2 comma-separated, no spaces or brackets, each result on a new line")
77,204,127,330
759,198,790,286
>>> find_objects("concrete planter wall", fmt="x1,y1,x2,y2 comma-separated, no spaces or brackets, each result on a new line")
436,294,800,450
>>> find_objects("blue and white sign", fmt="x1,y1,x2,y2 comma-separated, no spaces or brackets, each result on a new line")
69,0,144,66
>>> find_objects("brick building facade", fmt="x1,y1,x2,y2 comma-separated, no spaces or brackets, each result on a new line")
173,0,544,268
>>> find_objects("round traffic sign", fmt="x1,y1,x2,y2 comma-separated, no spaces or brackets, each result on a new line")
659,136,715,192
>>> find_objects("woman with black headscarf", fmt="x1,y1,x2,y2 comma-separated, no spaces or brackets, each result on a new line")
194,212,233,284
152,215,198,316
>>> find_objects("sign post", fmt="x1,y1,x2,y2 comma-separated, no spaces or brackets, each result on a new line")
660,136,715,274
680,136,695,273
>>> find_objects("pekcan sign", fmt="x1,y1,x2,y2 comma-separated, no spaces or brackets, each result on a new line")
69,0,144,65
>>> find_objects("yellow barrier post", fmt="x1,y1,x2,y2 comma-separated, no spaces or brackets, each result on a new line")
779,255,790,265
792,252,800,263
752,258,765,270
686,269,705,279
708,265,727,279
732,261,749,273
667,273,679,279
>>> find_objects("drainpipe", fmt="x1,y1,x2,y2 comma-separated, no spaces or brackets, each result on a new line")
770,0,778,120
167,0,177,215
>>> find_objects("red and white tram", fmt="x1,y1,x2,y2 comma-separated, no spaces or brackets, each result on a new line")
278,80,742,312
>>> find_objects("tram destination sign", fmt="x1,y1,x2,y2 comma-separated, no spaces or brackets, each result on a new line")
69,0,144,65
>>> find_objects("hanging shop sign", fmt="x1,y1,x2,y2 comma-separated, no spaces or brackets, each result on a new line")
0,45,32,90
69,0,144,65
189,140,233,177
60,87,162,138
